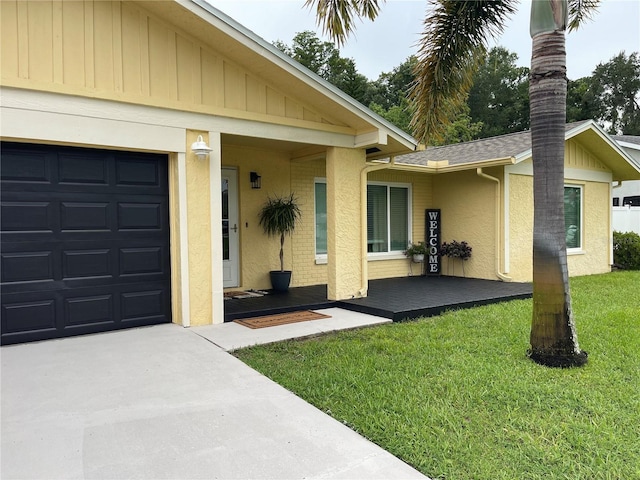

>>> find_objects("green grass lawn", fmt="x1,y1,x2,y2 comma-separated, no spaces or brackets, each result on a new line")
235,271,640,480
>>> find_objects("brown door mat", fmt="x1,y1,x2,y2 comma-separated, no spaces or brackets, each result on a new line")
234,310,332,329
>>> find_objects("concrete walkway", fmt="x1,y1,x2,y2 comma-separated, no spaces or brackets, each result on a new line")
1,309,427,479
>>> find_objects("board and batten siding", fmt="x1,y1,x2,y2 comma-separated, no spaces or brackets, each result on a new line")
0,0,345,132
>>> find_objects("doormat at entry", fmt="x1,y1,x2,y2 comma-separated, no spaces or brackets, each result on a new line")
234,310,332,329
224,290,268,299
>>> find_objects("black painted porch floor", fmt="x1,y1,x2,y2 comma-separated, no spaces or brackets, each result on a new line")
224,276,533,323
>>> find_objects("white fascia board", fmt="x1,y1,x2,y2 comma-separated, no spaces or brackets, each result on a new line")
1,88,358,149
355,131,388,149
616,140,640,151
184,0,418,151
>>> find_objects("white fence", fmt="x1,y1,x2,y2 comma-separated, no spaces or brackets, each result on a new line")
613,205,640,234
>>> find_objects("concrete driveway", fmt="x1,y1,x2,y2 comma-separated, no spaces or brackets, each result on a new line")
1,323,426,479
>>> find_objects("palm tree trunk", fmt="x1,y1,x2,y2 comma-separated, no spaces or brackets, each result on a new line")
529,30,587,367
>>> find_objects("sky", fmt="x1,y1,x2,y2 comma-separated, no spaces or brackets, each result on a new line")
212,0,640,81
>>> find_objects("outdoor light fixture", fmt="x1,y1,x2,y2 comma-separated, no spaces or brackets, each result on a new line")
191,135,212,160
250,171,262,189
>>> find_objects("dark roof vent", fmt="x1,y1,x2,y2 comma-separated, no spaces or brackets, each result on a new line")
366,147,381,155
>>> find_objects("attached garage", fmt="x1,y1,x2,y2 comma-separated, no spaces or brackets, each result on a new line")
1,143,171,345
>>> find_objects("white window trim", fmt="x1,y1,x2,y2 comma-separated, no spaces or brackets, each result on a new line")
367,181,413,257
565,184,585,255
313,179,412,261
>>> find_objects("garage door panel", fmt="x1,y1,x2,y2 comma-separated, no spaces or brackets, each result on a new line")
1,142,171,345
0,150,53,184
117,202,164,230
116,156,162,187
120,247,164,276
61,202,111,231
2,298,57,333
121,289,165,321
1,250,55,283
59,153,109,186
65,294,114,326
63,248,112,279
1,201,54,232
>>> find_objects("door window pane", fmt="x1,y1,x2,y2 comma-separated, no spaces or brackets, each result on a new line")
222,178,229,260
315,182,327,255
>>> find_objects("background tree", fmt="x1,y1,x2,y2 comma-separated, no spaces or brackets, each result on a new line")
566,76,598,123
468,47,530,137
434,104,483,145
306,0,597,367
589,51,640,135
274,31,371,104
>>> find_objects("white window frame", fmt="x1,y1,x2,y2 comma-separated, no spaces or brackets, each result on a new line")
565,184,584,254
313,179,412,262
367,181,412,259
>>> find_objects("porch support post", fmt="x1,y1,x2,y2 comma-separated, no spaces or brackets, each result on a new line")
326,146,367,300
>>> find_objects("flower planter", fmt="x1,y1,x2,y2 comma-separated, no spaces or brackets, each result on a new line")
270,270,292,292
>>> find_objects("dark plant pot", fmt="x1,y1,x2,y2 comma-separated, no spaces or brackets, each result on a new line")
270,270,292,292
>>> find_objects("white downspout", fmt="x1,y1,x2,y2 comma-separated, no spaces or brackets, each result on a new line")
476,168,512,282
358,156,396,296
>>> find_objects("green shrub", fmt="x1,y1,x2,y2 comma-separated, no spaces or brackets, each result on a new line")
613,231,640,270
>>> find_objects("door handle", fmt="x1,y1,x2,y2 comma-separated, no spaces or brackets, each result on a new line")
231,224,238,233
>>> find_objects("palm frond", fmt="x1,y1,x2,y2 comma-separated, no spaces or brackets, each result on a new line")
410,0,518,143
567,0,600,31
304,0,383,46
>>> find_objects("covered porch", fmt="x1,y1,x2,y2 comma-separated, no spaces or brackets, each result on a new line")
224,276,533,323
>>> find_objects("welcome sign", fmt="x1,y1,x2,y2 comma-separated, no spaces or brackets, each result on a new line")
425,209,441,275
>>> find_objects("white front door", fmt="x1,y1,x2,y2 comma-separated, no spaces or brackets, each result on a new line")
222,168,239,288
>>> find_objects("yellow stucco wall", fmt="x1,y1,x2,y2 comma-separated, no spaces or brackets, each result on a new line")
0,0,347,134
432,169,500,280
509,164,612,282
186,131,212,326
508,174,534,282
567,181,611,276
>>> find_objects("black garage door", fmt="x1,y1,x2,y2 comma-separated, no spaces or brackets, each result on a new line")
1,142,171,345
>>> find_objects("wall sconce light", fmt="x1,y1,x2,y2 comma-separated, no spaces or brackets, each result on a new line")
250,171,261,189
191,135,212,160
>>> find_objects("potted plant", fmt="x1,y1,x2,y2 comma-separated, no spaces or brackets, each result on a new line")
440,240,472,276
258,193,301,291
403,241,428,263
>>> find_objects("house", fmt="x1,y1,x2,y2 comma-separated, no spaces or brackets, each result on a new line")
2,2,639,346
393,120,640,282
0,0,418,345
611,135,640,234
611,135,640,206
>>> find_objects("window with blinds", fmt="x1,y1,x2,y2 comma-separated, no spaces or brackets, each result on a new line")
314,180,411,256
564,185,582,249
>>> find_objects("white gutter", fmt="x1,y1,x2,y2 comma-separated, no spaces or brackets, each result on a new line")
358,156,396,296
476,168,512,282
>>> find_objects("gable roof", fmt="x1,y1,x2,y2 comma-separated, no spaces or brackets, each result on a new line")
168,0,418,156
394,120,640,180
